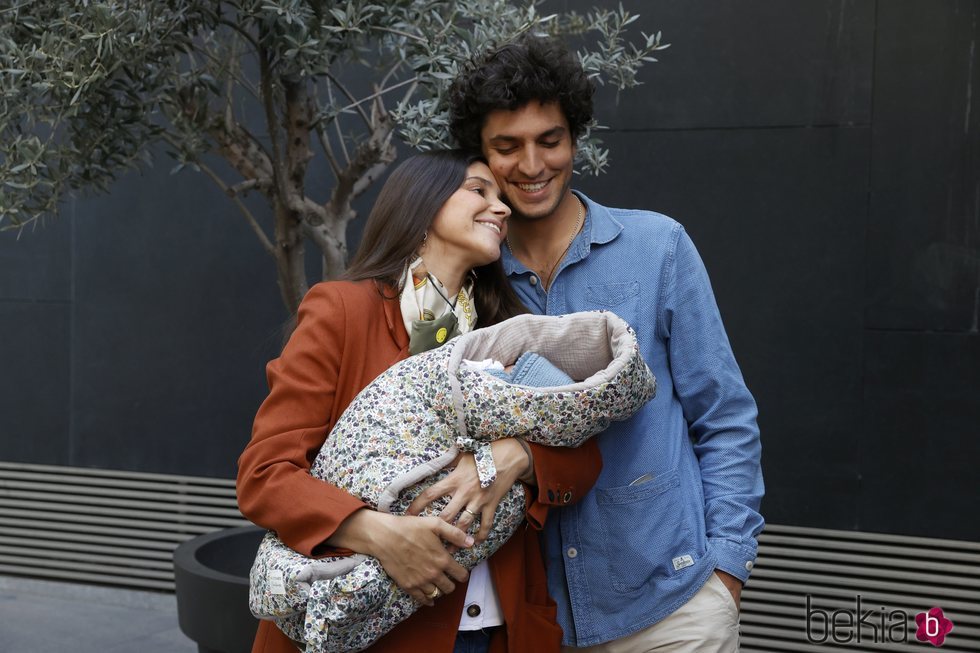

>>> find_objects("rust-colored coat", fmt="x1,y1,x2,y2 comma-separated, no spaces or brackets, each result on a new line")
237,281,601,653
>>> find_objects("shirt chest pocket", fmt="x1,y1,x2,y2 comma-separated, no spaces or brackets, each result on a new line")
583,281,640,328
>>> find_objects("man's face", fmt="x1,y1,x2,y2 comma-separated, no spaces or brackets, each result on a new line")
480,100,576,222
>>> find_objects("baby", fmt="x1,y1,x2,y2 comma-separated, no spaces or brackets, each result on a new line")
249,311,656,653
467,350,576,387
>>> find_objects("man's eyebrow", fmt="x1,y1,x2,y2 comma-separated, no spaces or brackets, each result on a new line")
486,126,567,142
537,126,567,139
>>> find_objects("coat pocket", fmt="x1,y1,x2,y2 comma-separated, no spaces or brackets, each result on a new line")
595,469,698,593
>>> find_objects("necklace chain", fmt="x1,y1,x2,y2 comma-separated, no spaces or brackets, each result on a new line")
506,198,583,290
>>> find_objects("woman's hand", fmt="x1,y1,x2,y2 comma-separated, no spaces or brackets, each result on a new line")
407,438,533,544
328,509,473,606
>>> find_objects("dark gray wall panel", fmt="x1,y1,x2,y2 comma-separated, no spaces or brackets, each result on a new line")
68,162,286,478
0,303,70,464
861,331,980,540
576,126,870,529
563,0,874,129
62,147,382,478
0,213,71,302
866,0,980,332
0,1,976,543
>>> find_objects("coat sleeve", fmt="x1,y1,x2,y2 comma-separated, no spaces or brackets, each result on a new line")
237,283,368,557
523,439,602,530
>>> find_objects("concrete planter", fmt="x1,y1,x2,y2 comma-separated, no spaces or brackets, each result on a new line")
174,526,263,653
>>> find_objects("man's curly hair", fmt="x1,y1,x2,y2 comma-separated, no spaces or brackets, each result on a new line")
448,35,595,152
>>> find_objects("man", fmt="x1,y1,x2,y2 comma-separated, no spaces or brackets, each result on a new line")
448,36,764,652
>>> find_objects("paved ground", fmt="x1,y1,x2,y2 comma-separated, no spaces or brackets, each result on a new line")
0,575,197,653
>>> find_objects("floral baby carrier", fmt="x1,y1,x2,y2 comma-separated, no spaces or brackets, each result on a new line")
249,310,656,652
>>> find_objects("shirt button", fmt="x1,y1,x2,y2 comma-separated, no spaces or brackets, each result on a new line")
562,491,573,504
466,603,481,617
529,275,538,286
567,547,578,559
547,489,555,502
745,561,754,571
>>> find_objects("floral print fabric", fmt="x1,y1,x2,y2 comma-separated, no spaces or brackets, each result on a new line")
249,311,656,653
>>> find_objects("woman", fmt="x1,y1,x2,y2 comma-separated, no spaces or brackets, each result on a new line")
237,150,601,653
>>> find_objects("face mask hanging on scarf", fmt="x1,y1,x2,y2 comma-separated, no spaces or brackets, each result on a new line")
408,309,460,355
399,259,475,356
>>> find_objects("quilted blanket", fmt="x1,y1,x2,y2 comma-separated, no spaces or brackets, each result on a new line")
248,311,656,652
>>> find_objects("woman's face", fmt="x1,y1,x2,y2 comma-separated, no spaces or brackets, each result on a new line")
425,162,511,271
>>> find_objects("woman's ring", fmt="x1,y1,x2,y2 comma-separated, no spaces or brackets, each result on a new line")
425,588,441,599
463,508,479,518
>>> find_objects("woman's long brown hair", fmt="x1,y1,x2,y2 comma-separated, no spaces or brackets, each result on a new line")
344,149,526,327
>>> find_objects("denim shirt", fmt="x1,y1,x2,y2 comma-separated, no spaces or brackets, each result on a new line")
502,192,765,647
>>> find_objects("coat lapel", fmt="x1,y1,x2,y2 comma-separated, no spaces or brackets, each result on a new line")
382,289,411,362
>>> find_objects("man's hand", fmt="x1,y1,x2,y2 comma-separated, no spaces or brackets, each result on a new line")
407,438,531,543
328,509,472,606
714,569,742,611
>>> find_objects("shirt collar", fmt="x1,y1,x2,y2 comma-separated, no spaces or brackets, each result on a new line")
502,190,623,275
578,190,624,246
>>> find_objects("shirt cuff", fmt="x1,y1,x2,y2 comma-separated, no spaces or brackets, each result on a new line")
708,537,758,584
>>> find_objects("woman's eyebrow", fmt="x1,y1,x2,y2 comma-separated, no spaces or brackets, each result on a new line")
464,176,495,186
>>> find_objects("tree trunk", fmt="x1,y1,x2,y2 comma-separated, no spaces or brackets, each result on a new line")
273,199,308,316
304,209,351,281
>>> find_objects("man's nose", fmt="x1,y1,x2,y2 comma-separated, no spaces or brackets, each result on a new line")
517,146,544,178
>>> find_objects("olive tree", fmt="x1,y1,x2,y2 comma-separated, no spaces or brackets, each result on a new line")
0,1,666,314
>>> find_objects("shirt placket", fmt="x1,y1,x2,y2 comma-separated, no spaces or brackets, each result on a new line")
503,204,597,643
543,213,591,316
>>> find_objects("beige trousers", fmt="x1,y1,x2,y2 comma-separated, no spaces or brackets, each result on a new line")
562,573,740,653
